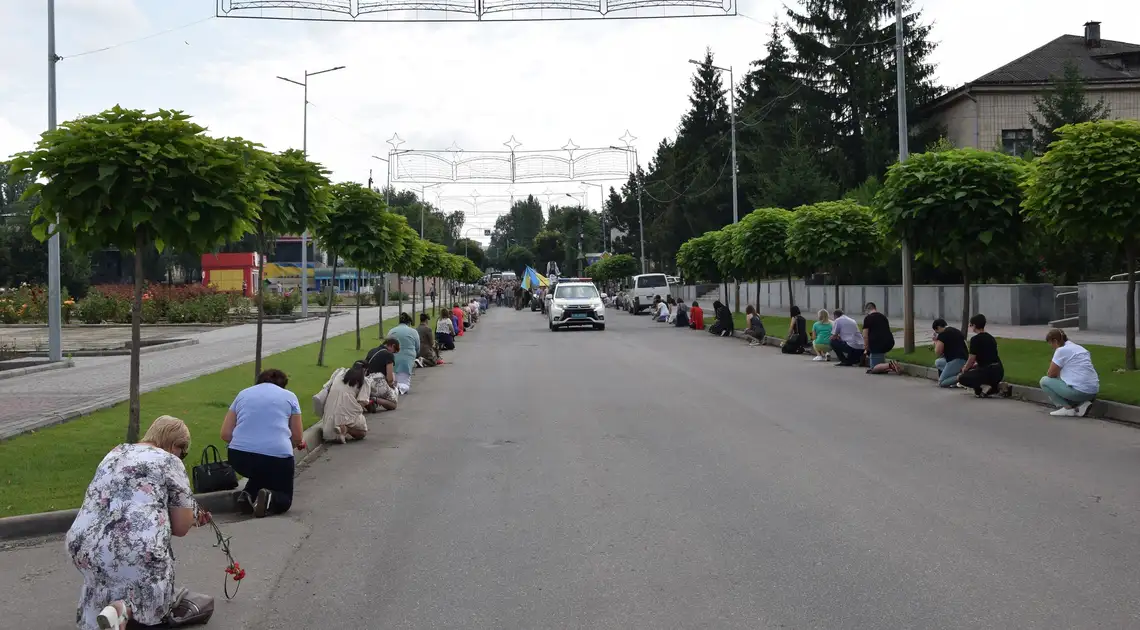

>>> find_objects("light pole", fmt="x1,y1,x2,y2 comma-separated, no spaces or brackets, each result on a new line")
609,145,646,273
690,58,739,309
566,193,586,276
417,182,444,313
896,0,915,353
277,65,345,317
45,0,62,362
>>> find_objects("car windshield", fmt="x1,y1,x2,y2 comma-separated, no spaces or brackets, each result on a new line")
636,275,667,288
555,285,599,299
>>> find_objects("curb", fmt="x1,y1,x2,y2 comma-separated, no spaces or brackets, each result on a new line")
0,358,74,381
727,330,1140,428
23,338,200,358
0,423,328,541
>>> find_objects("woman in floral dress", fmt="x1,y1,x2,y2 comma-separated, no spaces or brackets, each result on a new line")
65,415,211,629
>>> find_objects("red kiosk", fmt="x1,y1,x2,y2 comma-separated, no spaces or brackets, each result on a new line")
202,253,259,296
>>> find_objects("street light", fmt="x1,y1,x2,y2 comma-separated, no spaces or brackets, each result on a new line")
277,64,345,317
566,193,586,275
369,155,391,205
609,145,646,273
578,182,606,252
689,58,739,308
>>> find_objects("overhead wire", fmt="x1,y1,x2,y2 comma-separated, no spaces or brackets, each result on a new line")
60,15,216,59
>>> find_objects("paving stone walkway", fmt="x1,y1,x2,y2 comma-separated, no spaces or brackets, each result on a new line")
0,308,382,440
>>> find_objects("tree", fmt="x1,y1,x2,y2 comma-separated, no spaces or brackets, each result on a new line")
877,148,1028,329
785,200,880,306
1028,61,1111,155
313,183,393,366
250,149,330,380
587,254,639,286
532,230,567,268
417,242,447,312
390,223,425,325
676,232,721,283
754,120,838,211
1023,120,1140,369
450,238,486,270
10,107,263,443
503,245,535,276
712,226,747,305
734,207,795,299
488,195,545,255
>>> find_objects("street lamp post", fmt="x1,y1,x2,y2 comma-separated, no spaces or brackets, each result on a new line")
45,0,62,362
566,193,586,276
895,0,915,353
690,58,739,310
578,181,605,252
277,65,345,318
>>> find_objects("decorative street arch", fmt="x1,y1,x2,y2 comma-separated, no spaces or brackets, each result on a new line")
217,0,735,22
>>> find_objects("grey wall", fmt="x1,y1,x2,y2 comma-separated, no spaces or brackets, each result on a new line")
1079,281,1140,334
688,281,1055,326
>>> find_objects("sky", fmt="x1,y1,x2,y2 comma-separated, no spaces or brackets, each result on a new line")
2,0,1138,245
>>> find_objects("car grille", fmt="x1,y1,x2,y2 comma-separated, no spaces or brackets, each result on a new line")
560,306,596,320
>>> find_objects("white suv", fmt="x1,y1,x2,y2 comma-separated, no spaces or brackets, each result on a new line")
627,273,671,314
548,280,606,331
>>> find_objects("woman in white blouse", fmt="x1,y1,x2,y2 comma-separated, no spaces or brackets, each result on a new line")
1039,328,1099,417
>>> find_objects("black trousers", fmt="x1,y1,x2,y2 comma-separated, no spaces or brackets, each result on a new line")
227,448,294,515
958,363,1005,394
830,338,865,365
436,332,455,350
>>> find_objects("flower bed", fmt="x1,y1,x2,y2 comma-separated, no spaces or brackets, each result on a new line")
0,284,299,325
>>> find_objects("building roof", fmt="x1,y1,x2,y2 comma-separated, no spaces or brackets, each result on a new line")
973,34,1140,85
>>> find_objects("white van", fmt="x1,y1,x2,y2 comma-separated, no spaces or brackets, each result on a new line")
627,273,670,314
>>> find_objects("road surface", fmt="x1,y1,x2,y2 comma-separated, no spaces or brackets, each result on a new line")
3,306,1139,629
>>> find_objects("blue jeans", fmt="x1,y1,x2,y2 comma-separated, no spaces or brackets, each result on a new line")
1039,376,1097,408
935,357,966,388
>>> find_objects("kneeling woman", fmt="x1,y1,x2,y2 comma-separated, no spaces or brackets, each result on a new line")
67,415,211,630
320,361,371,443
223,369,304,517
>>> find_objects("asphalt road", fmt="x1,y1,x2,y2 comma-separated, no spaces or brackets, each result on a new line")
228,305,1138,629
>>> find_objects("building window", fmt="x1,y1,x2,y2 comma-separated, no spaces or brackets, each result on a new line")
1001,129,1033,156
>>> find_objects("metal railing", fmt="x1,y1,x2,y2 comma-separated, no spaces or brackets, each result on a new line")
1054,290,1079,322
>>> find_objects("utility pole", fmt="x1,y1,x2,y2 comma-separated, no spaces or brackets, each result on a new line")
896,0,915,353
45,0,62,362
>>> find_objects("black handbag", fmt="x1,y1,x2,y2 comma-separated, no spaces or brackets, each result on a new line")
191,445,238,494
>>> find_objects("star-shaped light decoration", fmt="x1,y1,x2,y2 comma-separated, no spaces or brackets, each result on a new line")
503,136,522,152
447,141,463,163
618,130,637,147
562,139,580,159
386,133,405,151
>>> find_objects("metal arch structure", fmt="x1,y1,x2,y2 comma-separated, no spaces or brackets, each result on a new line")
217,0,735,23
384,135,638,186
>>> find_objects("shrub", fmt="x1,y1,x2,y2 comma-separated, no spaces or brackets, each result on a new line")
141,299,161,324
389,291,409,302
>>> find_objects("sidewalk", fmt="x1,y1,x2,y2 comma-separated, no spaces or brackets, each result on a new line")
700,302,1132,349
0,308,382,440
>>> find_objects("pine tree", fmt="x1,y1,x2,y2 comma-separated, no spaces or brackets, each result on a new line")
1028,61,1111,155
786,0,940,190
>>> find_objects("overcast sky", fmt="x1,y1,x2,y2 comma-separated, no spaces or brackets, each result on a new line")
2,0,1137,244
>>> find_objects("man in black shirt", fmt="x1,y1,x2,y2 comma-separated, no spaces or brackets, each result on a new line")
958,313,1004,397
862,302,899,374
932,318,969,387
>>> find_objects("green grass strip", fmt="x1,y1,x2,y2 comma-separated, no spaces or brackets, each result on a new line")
0,318,400,518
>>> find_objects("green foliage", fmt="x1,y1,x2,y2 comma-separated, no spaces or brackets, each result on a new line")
532,230,567,266
1028,61,1112,155
1022,120,1140,368
712,223,746,281
10,107,263,256
459,257,483,284
418,242,447,279
502,245,535,276
315,183,399,270
586,254,640,283
438,253,464,281
450,239,486,270
733,207,793,281
260,149,331,241
877,148,1028,269
390,223,426,278
785,200,880,278
676,232,721,282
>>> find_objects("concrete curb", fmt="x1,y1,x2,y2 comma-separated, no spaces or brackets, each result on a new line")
0,423,329,541
727,330,1140,427
0,358,74,381
24,338,200,358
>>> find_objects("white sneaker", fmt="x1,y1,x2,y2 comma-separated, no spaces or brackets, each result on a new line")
1076,400,1093,417
812,355,825,361
1049,407,1079,417
824,353,832,361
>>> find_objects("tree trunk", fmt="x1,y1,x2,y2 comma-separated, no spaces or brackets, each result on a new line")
355,269,362,351
398,274,404,320
431,278,436,313
411,275,417,320
734,281,741,314
126,230,145,444
1126,246,1137,370
961,254,971,333
377,272,385,338
254,236,266,384
421,276,427,315
317,254,338,367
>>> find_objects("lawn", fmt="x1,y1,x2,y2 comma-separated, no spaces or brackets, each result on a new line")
888,339,1140,407
0,317,403,518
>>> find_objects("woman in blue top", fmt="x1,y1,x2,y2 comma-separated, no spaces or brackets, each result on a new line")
222,368,303,517
386,312,421,395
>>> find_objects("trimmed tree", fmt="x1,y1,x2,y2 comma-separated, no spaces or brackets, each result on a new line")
418,242,446,313
251,148,330,381
313,183,391,366
354,211,410,344
877,148,1028,329
387,221,425,324
12,107,263,443
439,252,464,305
734,207,794,304
676,232,721,283
786,200,879,309
713,224,746,310
1023,120,1140,369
